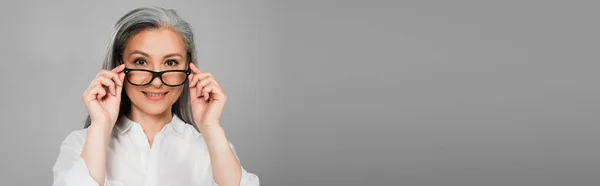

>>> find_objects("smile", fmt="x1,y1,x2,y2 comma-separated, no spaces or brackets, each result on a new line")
142,91,169,100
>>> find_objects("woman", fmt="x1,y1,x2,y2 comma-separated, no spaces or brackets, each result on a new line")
52,7,259,186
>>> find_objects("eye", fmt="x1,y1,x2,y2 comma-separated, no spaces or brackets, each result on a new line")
165,60,179,66
133,58,147,66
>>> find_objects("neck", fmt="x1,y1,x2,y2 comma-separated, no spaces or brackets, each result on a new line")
127,106,173,139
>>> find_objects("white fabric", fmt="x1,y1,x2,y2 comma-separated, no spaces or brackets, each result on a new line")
52,115,259,186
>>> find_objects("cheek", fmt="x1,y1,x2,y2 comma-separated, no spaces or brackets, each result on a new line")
124,84,147,105
124,84,138,97
169,87,185,100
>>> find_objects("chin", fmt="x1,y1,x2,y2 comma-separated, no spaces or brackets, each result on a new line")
142,104,172,115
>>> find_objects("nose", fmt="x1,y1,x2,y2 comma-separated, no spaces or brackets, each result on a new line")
150,73,163,87
148,62,165,87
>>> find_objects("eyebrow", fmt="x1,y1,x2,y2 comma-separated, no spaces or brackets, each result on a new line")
163,53,184,59
129,50,150,57
129,50,184,59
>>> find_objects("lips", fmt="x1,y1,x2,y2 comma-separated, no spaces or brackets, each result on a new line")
142,91,168,96
141,91,169,101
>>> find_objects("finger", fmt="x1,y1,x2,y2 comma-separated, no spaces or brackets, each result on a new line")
189,63,201,74
199,76,222,100
94,84,107,101
188,73,196,88
209,82,225,96
196,83,204,98
201,84,211,101
99,74,117,96
99,70,122,86
189,72,213,88
211,78,221,88
111,64,126,73
201,75,221,89
197,77,214,89
83,85,97,102
202,84,216,101
97,75,116,96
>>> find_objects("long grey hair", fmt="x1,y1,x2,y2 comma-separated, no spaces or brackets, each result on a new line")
84,6,197,128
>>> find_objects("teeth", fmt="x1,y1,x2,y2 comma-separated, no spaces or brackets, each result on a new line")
144,92,165,96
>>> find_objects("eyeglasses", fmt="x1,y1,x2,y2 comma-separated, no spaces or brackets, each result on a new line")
123,68,191,87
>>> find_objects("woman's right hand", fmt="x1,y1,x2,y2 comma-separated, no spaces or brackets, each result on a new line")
82,64,126,130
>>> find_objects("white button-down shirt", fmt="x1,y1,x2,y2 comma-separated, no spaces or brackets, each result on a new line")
52,115,259,186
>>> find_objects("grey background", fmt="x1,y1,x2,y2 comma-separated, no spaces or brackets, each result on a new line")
0,0,599,186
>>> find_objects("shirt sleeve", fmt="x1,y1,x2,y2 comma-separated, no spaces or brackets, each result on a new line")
52,130,105,186
210,142,260,186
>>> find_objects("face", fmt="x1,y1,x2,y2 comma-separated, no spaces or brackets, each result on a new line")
122,28,188,116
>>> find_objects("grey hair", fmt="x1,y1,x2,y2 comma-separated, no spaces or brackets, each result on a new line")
84,6,197,129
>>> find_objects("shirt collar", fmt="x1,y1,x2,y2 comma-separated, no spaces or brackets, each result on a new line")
114,114,186,136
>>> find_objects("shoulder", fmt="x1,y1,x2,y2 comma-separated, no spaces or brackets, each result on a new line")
168,118,203,140
164,115,202,140
64,129,87,140
168,123,237,147
171,123,234,147
56,129,90,152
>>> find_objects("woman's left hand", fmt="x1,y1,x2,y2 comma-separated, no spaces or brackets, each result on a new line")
188,63,227,128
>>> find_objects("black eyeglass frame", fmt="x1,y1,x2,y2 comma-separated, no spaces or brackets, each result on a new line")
123,68,191,87
118,54,193,87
